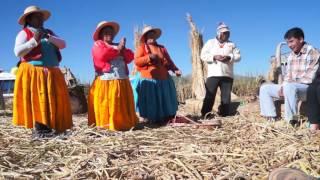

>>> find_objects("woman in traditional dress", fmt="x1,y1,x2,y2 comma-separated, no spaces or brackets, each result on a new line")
13,6,72,138
88,21,138,130
134,25,181,124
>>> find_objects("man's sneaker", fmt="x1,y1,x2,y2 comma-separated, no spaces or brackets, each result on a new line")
289,115,300,127
201,112,215,120
266,117,277,122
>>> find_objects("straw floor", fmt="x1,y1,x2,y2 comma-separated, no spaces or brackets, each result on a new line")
0,101,319,179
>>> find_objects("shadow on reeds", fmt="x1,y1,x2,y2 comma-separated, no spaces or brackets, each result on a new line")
134,121,166,130
134,101,241,131
229,101,241,116
0,110,13,117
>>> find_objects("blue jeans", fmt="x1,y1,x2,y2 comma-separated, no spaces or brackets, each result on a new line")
259,82,308,121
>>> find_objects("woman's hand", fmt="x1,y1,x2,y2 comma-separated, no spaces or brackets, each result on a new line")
149,54,159,64
34,30,44,42
118,37,126,51
174,70,182,77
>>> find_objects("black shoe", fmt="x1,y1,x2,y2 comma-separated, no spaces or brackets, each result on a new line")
289,120,299,127
32,130,55,139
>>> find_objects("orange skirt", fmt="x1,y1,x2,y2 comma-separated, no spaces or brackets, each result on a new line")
88,77,138,131
13,63,72,132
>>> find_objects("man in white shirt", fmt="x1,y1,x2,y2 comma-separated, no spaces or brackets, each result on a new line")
200,22,241,117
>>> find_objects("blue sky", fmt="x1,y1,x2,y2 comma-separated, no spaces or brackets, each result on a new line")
1,0,319,82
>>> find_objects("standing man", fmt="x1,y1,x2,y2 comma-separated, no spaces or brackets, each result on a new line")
260,27,319,124
200,22,241,117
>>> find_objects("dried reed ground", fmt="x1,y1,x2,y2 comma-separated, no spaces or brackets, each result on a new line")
0,102,319,180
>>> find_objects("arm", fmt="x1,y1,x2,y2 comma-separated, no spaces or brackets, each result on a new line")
134,45,151,67
92,41,120,72
14,30,39,57
299,49,320,84
162,47,179,72
228,43,241,63
121,48,134,64
46,29,66,49
48,35,66,49
283,57,292,83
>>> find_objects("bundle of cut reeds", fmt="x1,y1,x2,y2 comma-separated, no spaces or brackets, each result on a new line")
186,13,207,100
130,26,143,76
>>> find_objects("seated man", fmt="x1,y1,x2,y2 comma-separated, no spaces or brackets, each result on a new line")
259,27,320,124
307,66,320,132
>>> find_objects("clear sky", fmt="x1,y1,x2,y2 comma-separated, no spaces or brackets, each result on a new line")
1,0,319,82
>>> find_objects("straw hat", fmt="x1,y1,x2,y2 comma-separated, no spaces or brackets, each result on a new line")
268,168,316,180
140,25,161,42
93,21,120,41
18,5,51,25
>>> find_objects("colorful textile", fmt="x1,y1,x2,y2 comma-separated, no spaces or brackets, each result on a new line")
92,40,133,74
135,76,178,123
28,39,60,67
134,43,178,80
88,78,138,130
129,72,141,111
19,27,62,62
13,62,72,132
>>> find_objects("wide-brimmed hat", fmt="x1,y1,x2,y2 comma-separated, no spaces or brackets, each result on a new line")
93,21,120,41
217,22,230,33
18,5,51,25
140,25,161,42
